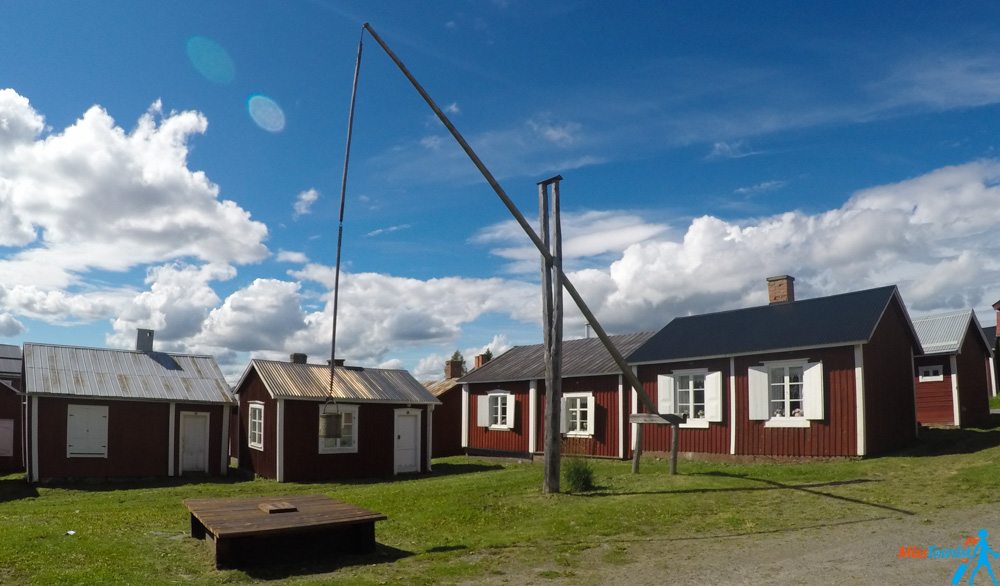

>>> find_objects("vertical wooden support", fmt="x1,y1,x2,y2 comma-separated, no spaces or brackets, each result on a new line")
669,424,679,475
631,423,643,474
540,179,560,494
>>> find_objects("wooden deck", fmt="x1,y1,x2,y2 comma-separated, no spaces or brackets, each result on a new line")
183,495,387,568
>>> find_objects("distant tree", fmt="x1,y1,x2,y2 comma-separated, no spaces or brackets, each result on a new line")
482,348,493,362
449,350,467,375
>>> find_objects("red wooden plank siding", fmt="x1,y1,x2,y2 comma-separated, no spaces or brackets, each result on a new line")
0,381,22,472
956,323,991,427
557,374,621,458
862,297,918,455
467,380,531,455
634,359,731,455
913,356,954,425
431,385,463,457
736,347,857,457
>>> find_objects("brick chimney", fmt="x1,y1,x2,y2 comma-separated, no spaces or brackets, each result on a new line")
326,358,345,367
474,353,491,369
767,275,795,305
992,299,1000,336
136,329,154,353
444,360,463,379
290,353,307,364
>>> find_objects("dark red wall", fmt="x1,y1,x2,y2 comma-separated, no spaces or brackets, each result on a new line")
0,379,23,472
467,380,532,455
863,297,918,454
237,370,277,478
557,374,623,458
914,356,954,425
956,323,991,427
634,358,731,456
431,384,463,457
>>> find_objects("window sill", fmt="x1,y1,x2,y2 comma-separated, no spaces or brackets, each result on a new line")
918,376,944,382
564,431,593,438
249,443,264,451
680,419,710,429
67,453,107,459
488,425,513,431
319,447,358,455
764,418,810,428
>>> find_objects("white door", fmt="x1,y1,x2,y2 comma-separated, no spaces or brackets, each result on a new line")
394,409,421,474
180,412,210,474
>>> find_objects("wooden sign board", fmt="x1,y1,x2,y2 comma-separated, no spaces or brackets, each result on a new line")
629,413,686,425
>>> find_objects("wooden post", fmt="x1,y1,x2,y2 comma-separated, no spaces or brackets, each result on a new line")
631,423,643,474
669,423,679,475
540,177,563,494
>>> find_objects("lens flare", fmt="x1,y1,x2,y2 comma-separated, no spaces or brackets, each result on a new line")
248,94,286,133
185,36,236,84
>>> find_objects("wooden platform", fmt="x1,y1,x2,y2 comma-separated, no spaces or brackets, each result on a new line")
183,495,387,568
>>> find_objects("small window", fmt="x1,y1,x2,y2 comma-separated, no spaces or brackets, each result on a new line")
748,360,824,424
918,365,944,382
476,392,515,429
248,402,264,451
67,404,108,458
563,393,594,436
769,365,805,418
318,404,359,454
676,374,707,420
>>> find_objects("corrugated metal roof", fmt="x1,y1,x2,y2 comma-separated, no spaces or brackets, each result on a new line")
23,343,234,404
912,309,986,355
459,332,655,384
982,325,996,349
0,344,21,377
247,360,440,404
423,378,460,398
628,285,919,363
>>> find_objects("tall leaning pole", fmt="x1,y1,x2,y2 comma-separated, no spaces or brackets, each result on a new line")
539,176,564,494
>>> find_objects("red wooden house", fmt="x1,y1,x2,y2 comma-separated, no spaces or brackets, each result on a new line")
627,276,923,457
423,358,465,458
23,330,234,483
234,354,439,482
0,345,23,473
911,309,993,427
458,333,654,459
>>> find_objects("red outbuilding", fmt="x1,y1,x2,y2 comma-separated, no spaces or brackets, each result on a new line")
423,358,466,458
0,345,23,473
912,309,993,427
24,330,234,483
628,276,923,457
458,333,654,459
234,354,439,482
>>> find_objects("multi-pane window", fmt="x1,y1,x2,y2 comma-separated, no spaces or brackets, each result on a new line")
318,405,359,453
769,365,804,418
248,402,264,450
675,374,706,419
918,365,943,382
565,395,589,433
490,394,510,427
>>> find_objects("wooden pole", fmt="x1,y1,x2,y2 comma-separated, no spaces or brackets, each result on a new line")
669,424,679,475
540,181,559,494
631,422,643,474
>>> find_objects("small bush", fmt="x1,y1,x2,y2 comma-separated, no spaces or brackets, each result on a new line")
563,457,595,492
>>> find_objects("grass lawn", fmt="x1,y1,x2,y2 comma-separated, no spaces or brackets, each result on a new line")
2,423,999,584
990,394,1000,410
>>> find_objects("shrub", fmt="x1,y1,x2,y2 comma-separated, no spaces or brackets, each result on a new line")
563,457,595,492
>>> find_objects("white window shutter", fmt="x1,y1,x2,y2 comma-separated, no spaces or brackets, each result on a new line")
505,394,516,429
705,371,723,422
559,395,568,434
803,361,825,420
586,395,595,433
476,395,490,427
657,374,674,415
748,366,769,420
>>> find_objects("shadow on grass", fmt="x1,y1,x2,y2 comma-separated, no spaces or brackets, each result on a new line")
898,424,1000,457
36,469,255,492
304,462,505,488
578,474,914,516
0,476,38,502
238,542,413,580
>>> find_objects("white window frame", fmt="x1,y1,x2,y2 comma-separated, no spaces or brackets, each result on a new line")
248,401,264,451
66,404,109,458
562,392,595,437
659,369,723,428
673,369,710,429
318,404,359,454
481,391,514,430
749,359,823,427
918,364,944,382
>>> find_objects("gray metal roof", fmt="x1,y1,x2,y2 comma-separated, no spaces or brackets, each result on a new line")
0,344,21,377
912,309,991,356
628,286,921,363
243,360,440,404
23,343,234,404
423,377,461,398
459,332,655,384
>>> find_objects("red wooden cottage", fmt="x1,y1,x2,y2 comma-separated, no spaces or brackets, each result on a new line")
0,345,23,472
627,276,923,457
458,332,654,459
911,309,993,427
23,330,234,483
422,358,466,458
234,354,440,482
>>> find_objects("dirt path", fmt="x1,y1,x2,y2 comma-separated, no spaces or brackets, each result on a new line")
470,503,1000,585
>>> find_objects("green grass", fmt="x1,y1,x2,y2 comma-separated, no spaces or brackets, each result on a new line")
990,394,1000,410
2,423,1000,584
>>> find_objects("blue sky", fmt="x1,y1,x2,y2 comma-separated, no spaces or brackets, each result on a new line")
2,1,1000,379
